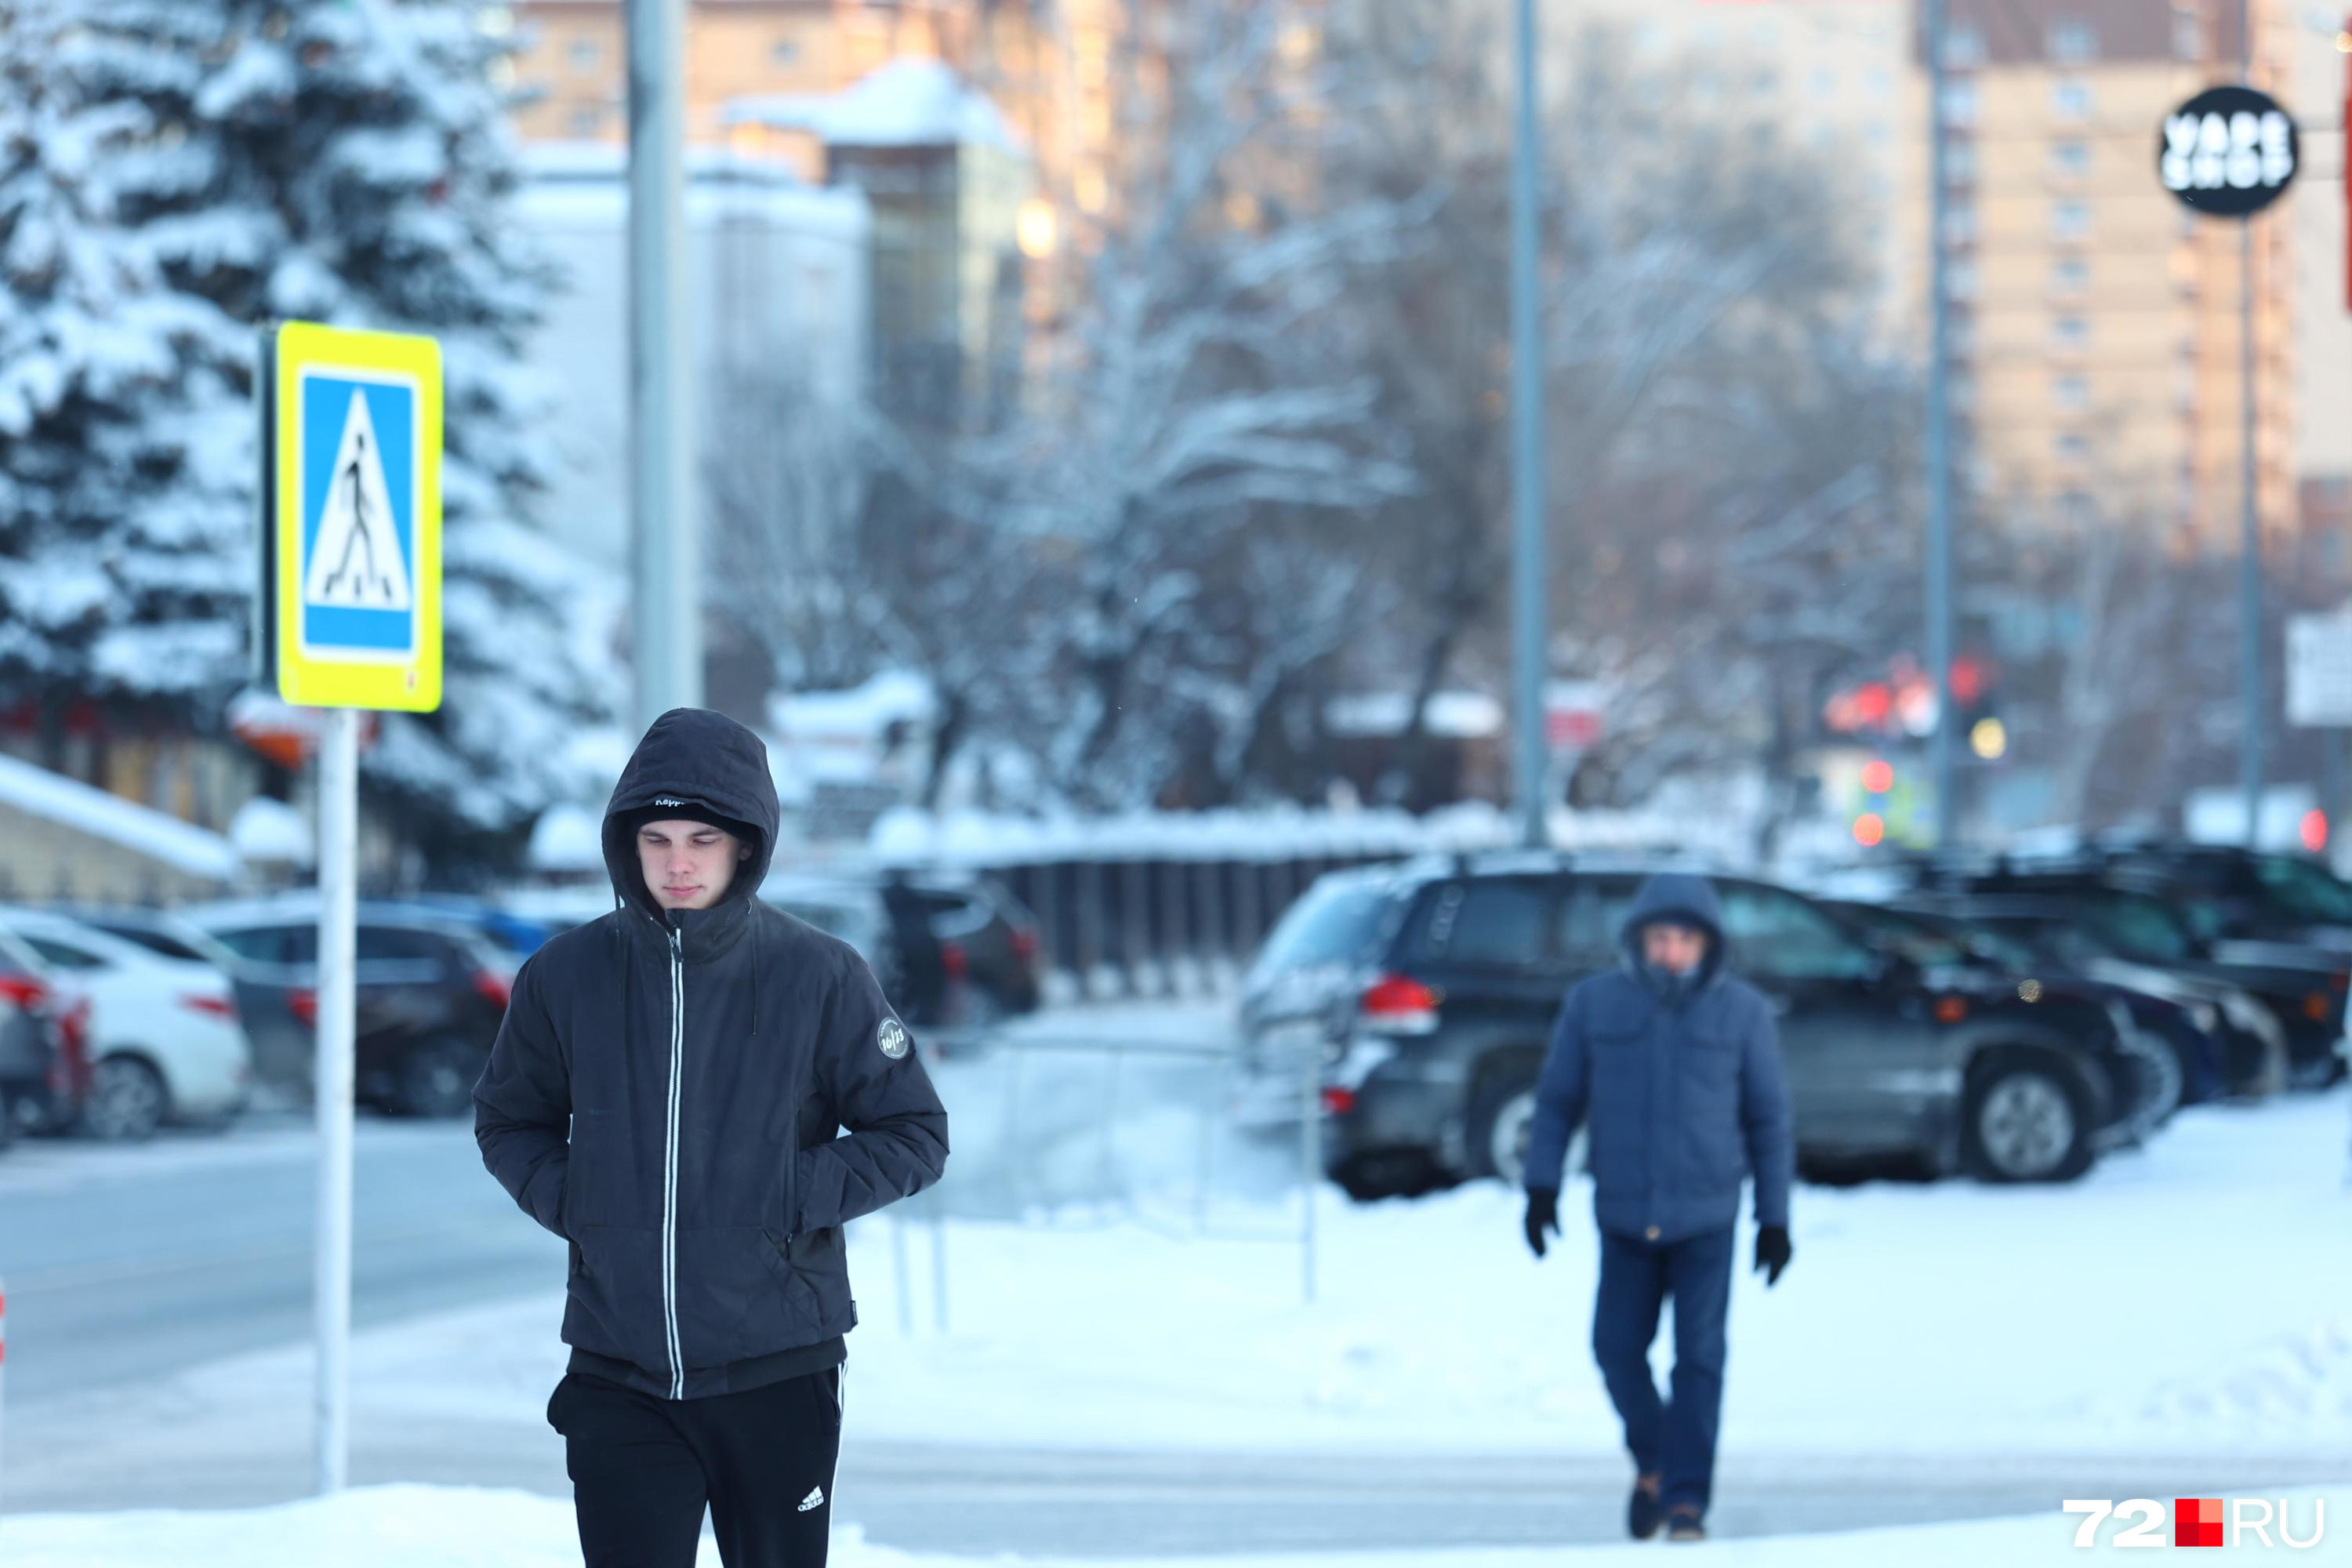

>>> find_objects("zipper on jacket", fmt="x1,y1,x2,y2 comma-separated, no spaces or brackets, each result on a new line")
662,926,685,1399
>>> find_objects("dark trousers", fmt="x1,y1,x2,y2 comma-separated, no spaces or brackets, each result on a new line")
548,1366,844,1568
1590,1225,1734,1517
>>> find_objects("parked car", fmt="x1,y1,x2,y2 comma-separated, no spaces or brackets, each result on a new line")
1893,869,2339,1090
0,922,90,1140
1240,856,2160,1199
1821,898,2202,1127
178,898,512,1117
2076,841,2352,953
879,873,1045,1025
0,909,249,1139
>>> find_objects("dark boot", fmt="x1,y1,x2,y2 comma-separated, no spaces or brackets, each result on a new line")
1628,1472,1663,1541
1665,1504,1707,1543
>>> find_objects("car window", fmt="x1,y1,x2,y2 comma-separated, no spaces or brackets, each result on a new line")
1558,880,1639,964
20,934,109,971
2077,894,2194,964
212,924,317,964
2252,855,2352,923
1425,880,1553,967
357,926,453,964
1254,880,1399,974
96,924,209,963
1718,885,1877,982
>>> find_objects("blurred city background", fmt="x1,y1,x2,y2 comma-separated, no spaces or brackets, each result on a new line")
5,0,2352,1562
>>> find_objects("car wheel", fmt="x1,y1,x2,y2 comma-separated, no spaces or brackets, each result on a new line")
397,1037,479,1120
84,1054,171,1142
1963,1053,2092,1182
1465,1074,1540,1185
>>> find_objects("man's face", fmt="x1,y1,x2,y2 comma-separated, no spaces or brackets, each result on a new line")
1641,920,1709,977
637,819,749,912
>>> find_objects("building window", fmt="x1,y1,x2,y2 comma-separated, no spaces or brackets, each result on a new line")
2055,374,2091,410
2051,140,2092,177
1751,65,1780,95
569,37,600,71
772,38,801,66
1943,205,1977,246
2054,257,2091,294
1940,79,1980,126
2053,79,2093,122
1947,313,1979,355
1950,373,1977,413
2060,489,2097,524
1811,67,1838,98
2056,431,2091,463
2173,11,2203,60
1946,260,1980,300
569,105,602,136
1945,140,1979,184
2049,20,2098,64
2053,314,2091,350
2052,200,2092,241
1944,25,1987,67
1866,67,1893,99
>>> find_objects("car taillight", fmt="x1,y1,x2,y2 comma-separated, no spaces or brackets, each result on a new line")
180,993,238,1021
1359,974,1441,1034
58,997,92,1098
940,940,969,982
289,988,318,1027
1321,1084,1358,1116
1009,927,1040,967
0,975,52,1013
2306,991,2332,1022
473,970,512,1010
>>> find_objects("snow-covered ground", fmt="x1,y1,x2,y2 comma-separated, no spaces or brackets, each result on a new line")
59,1085,2352,1465
3,1483,2341,1566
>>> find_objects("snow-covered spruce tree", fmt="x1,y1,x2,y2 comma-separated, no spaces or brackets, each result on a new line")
0,1,249,736
76,0,611,874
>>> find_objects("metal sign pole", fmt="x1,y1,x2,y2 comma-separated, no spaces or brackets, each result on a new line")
2239,0,2264,847
1508,0,1549,851
314,705,360,1494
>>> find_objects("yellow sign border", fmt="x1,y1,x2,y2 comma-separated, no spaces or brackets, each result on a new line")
270,321,444,712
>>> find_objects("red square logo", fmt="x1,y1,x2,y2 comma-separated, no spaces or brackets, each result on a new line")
2175,1497,2225,1548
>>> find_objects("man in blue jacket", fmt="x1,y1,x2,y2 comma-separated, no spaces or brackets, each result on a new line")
1522,873,1795,1544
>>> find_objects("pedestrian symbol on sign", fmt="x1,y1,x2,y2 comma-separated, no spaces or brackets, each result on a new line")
305,388,412,612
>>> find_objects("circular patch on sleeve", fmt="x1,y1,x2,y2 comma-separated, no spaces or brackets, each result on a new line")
878,1018,909,1059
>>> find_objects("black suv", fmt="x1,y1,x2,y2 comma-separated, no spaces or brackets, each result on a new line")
181,900,512,1116
1240,856,2164,1197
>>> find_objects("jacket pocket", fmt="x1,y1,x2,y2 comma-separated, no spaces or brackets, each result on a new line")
563,1224,663,1368
1678,1036,1746,1189
674,1226,799,1367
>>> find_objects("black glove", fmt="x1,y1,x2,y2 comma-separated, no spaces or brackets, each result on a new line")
1754,1224,1792,1287
1523,1187,1561,1259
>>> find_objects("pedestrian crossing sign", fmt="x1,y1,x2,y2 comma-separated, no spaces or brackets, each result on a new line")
256,321,443,712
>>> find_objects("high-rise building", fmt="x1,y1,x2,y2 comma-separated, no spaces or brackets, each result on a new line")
1944,0,2296,546
1576,0,2307,547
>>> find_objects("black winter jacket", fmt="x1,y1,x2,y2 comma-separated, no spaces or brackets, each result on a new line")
474,708,949,1400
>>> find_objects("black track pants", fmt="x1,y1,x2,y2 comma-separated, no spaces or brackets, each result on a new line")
548,1366,845,1568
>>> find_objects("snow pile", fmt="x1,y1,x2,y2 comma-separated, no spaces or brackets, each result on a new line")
0,752,238,881
724,59,1024,153
229,796,312,868
524,803,601,875
3,1483,2340,1566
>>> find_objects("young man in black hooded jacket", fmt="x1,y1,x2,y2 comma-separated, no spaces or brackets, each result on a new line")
475,707,949,1568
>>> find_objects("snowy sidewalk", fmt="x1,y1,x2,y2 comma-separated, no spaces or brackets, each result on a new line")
2,1483,2343,1566
183,1084,2350,1463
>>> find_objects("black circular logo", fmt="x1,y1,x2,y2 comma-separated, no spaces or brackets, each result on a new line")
2158,86,2299,218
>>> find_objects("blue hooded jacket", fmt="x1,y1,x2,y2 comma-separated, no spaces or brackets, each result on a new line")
1521,873,1794,1243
